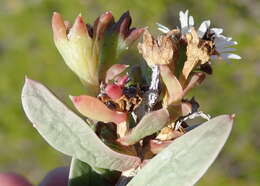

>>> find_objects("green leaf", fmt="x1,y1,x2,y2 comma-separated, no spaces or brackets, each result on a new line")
69,157,96,186
99,32,119,80
21,78,140,171
118,109,169,145
69,157,119,186
127,115,234,186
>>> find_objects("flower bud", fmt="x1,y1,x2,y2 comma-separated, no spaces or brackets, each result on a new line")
52,12,144,96
105,84,123,100
52,13,99,96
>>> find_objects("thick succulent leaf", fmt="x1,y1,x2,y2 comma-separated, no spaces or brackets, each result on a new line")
124,28,145,48
99,32,119,80
70,95,127,124
52,13,99,96
52,12,67,40
21,78,140,171
69,157,106,186
127,115,234,186
69,157,119,186
97,12,144,80
69,157,91,186
118,109,169,145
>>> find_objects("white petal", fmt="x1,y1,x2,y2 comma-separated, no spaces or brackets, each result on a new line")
215,35,238,50
211,28,223,35
217,47,236,52
215,35,228,41
221,53,241,60
215,40,238,49
158,28,169,33
179,11,186,28
221,36,232,41
189,16,194,27
197,20,211,38
156,23,170,33
179,10,189,33
215,35,237,43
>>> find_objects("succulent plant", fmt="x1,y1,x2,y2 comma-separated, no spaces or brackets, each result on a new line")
21,10,240,186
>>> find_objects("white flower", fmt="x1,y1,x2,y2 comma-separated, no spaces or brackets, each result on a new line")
210,31,241,62
157,10,241,62
179,10,195,35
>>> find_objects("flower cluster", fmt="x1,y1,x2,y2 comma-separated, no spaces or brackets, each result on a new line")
158,10,241,62
51,10,240,157
52,11,144,96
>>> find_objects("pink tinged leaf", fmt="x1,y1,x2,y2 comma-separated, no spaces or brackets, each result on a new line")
105,84,123,100
69,15,88,38
105,64,129,83
117,11,132,38
183,72,206,96
125,28,145,46
94,11,115,40
118,109,170,146
70,95,127,124
160,65,183,105
52,12,67,40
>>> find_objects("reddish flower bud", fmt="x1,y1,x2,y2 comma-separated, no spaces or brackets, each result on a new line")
105,84,123,100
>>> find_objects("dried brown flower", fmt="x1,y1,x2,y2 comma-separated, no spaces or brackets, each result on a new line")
180,27,214,84
137,29,179,67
